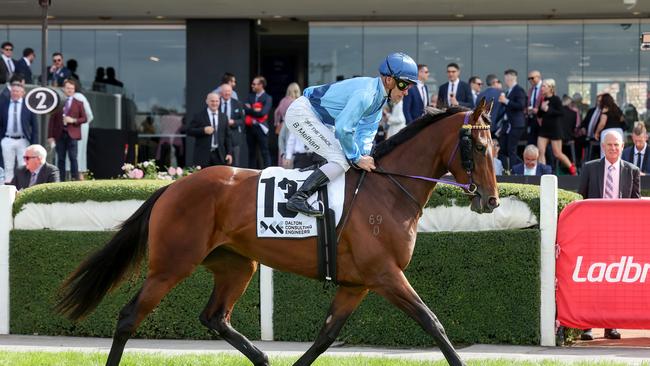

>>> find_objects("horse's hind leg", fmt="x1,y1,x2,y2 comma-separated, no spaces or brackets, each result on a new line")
293,286,368,366
374,270,466,366
106,261,198,365
200,247,269,366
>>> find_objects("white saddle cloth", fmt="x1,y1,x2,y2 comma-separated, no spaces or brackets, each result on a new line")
256,167,345,238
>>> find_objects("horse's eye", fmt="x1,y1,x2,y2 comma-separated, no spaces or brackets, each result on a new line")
476,145,486,153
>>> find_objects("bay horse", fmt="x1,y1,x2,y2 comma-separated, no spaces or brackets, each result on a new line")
56,101,499,366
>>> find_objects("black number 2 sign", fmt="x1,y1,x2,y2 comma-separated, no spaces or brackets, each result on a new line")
260,177,299,218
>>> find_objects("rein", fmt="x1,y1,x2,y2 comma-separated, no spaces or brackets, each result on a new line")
376,112,491,199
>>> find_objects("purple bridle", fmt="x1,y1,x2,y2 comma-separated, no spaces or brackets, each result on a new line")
376,112,490,194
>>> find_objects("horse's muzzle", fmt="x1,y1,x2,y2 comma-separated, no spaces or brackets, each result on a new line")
470,193,499,214
487,196,500,211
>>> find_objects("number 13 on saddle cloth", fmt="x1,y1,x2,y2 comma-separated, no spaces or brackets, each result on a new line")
256,166,344,238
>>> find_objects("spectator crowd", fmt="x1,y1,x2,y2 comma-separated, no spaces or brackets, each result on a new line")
1,37,648,204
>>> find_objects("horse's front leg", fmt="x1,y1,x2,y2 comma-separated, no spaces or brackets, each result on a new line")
293,286,368,366
374,270,466,366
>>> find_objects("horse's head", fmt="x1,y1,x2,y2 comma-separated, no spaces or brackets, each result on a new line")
447,99,500,213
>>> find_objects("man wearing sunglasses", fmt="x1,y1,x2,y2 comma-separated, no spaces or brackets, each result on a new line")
0,42,15,84
48,52,71,87
10,144,59,191
284,52,418,217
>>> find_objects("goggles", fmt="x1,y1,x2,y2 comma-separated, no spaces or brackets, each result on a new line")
393,77,413,91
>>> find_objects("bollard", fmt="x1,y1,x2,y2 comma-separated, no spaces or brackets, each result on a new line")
259,264,274,340
539,175,558,346
0,185,16,334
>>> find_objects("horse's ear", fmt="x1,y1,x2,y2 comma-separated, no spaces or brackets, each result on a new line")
471,97,487,124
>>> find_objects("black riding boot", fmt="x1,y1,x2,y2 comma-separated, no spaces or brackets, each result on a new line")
287,168,329,217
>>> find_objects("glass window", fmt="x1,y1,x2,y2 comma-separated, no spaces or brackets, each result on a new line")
472,25,527,88
418,25,471,98
362,24,417,76
528,24,582,102
583,23,640,110
119,30,186,114
639,23,650,122
95,30,121,85
308,25,362,85
7,26,61,82
61,29,95,90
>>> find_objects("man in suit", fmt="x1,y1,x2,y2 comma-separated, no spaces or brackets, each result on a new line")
477,74,504,136
402,64,429,123
436,62,472,108
468,76,482,108
244,75,272,168
10,144,59,190
578,129,640,341
214,72,239,101
48,79,87,181
622,121,650,175
526,70,544,145
14,48,35,84
0,82,38,183
497,69,527,170
577,94,603,162
48,52,71,87
219,83,247,167
0,42,15,84
511,145,552,176
187,92,233,168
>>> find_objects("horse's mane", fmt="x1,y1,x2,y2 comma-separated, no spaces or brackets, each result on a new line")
373,106,468,160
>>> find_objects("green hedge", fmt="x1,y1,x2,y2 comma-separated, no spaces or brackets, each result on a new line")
12,180,171,216
10,230,540,345
10,230,260,339
274,230,541,346
429,183,581,221
13,180,581,222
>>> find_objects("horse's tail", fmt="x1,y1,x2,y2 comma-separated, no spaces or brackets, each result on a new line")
55,185,170,321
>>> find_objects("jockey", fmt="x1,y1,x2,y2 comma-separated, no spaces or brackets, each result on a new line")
285,52,418,217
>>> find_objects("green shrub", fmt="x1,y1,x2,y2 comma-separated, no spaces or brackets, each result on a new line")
428,183,581,221
10,230,540,346
13,180,171,216
9,230,260,339
13,180,581,224
274,230,540,346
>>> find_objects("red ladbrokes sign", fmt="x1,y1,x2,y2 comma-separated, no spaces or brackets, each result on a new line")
556,200,650,329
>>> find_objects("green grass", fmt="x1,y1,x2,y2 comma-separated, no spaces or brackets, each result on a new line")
0,351,644,366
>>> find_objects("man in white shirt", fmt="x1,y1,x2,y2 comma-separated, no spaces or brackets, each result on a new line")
511,144,552,176
403,64,429,123
468,76,482,108
14,48,35,84
0,42,15,84
578,129,640,341
622,121,650,175
526,70,543,144
436,63,472,108
0,82,38,183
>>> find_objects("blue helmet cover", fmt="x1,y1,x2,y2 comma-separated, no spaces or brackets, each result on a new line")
378,52,418,84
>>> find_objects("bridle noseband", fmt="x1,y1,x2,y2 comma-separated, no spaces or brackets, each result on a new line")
446,112,491,195
373,111,491,212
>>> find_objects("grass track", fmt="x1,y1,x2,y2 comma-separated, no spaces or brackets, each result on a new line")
0,351,646,366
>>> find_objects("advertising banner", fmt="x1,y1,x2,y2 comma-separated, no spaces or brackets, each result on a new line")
556,200,650,329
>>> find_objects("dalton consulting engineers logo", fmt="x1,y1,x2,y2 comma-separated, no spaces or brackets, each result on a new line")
260,221,284,235
572,256,650,283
